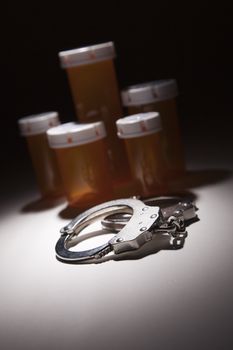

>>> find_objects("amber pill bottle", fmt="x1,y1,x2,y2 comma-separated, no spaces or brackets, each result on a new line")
121,80,185,178
18,112,63,198
58,42,130,185
116,112,168,198
47,121,113,210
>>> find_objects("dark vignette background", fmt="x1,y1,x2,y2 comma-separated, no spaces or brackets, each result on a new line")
1,2,233,350
1,0,233,188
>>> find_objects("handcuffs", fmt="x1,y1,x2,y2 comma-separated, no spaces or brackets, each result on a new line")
55,196,198,264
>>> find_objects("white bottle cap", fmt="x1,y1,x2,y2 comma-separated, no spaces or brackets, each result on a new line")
18,112,60,136
121,79,178,106
59,42,115,68
47,121,106,149
116,112,162,139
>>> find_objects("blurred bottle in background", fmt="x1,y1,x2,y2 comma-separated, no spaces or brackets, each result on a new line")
59,42,131,189
116,112,168,198
121,80,185,179
18,112,64,198
47,121,113,210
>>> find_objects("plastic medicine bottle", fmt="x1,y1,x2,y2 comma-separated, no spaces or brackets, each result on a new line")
116,112,167,198
59,42,130,185
18,112,63,198
121,80,185,178
47,122,113,209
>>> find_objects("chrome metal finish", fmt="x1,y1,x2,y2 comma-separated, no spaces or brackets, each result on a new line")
55,196,198,264
101,197,197,232
56,198,160,262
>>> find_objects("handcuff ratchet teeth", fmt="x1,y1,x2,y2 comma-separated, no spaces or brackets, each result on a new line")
55,197,197,263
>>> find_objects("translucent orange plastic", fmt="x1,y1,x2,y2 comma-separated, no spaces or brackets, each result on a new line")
66,59,130,184
26,133,63,198
128,98,185,178
54,139,113,209
123,132,168,198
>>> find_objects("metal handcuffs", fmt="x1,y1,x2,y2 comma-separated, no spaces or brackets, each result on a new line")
55,196,198,263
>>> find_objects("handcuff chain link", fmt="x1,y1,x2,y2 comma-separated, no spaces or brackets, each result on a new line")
151,215,187,249
166,215,187,248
